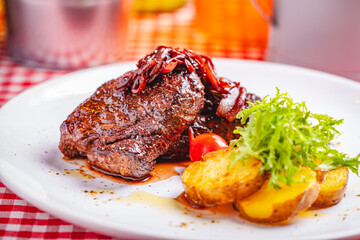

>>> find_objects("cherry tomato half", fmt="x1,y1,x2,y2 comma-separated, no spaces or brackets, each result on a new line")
189,133,228,162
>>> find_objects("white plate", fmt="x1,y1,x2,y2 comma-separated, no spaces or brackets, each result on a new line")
1,59,360,240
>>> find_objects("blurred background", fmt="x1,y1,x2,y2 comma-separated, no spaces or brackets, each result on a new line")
0,0,271,69
1,0,359,81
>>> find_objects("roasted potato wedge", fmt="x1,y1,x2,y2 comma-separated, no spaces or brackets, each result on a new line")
181,147,265,207
234,168,319,224
312,167,349,208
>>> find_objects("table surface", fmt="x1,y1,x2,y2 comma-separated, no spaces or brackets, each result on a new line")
0,3,265,239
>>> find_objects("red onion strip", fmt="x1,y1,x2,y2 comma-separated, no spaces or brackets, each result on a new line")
117,46,250,122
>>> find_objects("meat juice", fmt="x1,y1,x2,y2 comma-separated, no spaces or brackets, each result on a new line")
62,158,237,218
175,192,238,217
63,158,190,185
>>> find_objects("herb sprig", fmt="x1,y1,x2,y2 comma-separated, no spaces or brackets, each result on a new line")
229,88,360,188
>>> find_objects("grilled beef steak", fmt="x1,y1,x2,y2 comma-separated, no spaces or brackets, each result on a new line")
161,92,260,161
59,46,259,179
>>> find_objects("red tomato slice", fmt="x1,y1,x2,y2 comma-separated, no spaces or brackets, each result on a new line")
189,133,228,162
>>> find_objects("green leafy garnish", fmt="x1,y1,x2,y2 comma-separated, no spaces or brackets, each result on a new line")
229,88,360,188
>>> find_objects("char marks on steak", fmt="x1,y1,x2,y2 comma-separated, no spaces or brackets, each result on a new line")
59,46,259,179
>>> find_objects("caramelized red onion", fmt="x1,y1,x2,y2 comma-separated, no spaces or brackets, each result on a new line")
217,85,247,122
116,46,249,122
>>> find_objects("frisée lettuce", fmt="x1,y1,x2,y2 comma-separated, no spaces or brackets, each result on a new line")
229,88,360,188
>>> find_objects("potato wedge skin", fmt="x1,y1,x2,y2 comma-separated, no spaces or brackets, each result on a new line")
312,167,349,208
181,147,265,207
234,168,320,224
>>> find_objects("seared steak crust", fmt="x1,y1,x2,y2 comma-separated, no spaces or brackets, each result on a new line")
59,71,204,179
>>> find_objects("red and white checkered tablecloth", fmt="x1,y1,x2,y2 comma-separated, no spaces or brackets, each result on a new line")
0,46,112,239
0,2,265,239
